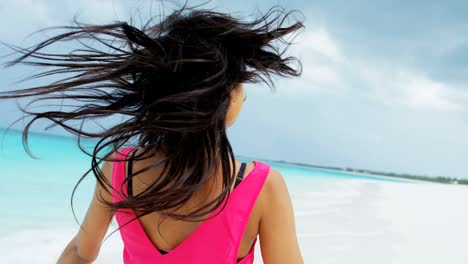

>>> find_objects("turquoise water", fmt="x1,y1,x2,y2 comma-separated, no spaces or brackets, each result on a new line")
0,128,406,234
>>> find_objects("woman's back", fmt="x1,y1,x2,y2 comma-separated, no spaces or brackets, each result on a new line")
112,147,270,263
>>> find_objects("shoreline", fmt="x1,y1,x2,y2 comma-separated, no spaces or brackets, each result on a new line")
238,155,468,186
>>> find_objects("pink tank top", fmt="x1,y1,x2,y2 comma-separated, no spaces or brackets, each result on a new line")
112,147,270,264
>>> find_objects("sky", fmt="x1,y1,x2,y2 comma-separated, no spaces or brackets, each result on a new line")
1,0,468,179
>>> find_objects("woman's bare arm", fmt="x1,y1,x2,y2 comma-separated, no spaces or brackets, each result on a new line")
57,157,115,264
259,168,304,264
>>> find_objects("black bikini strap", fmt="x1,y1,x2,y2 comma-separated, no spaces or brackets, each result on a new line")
234,162,247,189
127,149,137,197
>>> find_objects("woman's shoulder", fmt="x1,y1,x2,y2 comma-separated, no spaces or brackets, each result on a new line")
254,163,291,214
243,160,285,190
261,165,287,196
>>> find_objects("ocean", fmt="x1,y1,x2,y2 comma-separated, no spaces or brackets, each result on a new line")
1,128,468,264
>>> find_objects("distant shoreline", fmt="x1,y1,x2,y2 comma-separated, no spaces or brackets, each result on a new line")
240,156,468,186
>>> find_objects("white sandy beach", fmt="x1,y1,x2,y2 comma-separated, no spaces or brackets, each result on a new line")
1,178,468,264
290,179,468,264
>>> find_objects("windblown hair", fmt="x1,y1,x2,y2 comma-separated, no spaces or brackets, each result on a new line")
0,4,303,223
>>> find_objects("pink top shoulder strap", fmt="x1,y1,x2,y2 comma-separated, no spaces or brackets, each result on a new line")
111,146,270,264
111,147,136,203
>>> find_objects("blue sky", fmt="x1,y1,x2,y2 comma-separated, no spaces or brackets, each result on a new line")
1,0,468,179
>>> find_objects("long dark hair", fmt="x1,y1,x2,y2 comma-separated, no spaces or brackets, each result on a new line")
0,4,303,223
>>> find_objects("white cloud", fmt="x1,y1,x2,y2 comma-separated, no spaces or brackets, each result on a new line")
280,25,468,113
399,73,465,111
278,26,346,95
296,26,344,63
357,64,468,112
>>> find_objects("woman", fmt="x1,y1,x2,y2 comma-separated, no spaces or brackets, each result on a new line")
0,4,304,264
